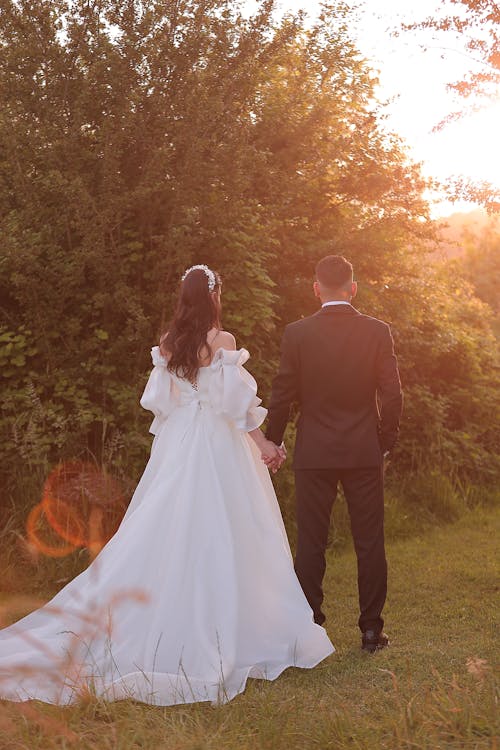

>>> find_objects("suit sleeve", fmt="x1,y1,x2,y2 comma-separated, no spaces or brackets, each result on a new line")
376,324,403,453
265,325,299,445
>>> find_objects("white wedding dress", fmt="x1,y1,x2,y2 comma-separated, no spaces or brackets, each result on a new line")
0,347,334,706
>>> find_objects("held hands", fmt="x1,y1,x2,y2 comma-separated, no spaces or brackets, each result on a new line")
248,429,286,473
261,441,287,473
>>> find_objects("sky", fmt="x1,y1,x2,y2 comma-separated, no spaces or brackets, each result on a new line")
246,0,500,217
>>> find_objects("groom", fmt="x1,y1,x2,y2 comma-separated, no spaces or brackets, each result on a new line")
265,255,403,652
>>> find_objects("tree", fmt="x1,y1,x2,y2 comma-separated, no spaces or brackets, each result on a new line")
0,0,497,511
449,220,500,331
0,0,286,485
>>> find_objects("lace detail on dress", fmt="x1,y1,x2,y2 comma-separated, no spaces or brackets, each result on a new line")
151,345,200,389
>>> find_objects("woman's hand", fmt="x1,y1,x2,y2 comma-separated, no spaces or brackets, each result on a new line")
248,429,287,473
260,440,286,474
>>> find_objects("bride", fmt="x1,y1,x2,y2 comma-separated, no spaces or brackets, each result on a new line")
0,264,334,706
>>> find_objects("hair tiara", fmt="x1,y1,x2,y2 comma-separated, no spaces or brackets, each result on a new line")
181,264,216,292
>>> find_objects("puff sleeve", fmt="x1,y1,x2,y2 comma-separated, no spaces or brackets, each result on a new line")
140,346,177,435
208,348,267,431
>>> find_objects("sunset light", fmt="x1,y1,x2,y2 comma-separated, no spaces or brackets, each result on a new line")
274,0,500,214
0,0,497,743
421,102,500,186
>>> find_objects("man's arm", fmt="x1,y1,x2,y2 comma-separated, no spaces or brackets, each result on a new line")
265,325,299,446
377,324,403,454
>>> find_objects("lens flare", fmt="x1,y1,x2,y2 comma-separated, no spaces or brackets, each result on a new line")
25,461,128,558
26,503,78,558
42,494,87,547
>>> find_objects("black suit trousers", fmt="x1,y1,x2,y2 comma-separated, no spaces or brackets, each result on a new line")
294,466,387,633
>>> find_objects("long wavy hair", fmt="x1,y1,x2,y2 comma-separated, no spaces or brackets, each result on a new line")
161,267,222,383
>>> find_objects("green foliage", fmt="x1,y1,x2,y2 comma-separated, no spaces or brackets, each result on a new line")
0,0,498,509
389,265,500,483
453,221,500,314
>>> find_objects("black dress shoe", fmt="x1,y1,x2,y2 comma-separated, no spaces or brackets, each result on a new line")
361,630,389,653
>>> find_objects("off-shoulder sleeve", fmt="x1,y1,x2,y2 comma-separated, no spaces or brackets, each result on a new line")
208,348,267,432
140,346,176,435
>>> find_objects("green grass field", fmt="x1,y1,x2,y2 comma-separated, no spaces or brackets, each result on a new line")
0,507,498,750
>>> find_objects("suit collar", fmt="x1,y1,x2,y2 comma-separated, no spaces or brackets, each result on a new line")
316,303,360,317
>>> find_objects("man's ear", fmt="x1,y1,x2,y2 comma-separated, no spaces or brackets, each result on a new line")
313,280,321,299
351,281,358,299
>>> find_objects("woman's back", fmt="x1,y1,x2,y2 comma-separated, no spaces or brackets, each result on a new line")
161,327,237,370
0,263,333,708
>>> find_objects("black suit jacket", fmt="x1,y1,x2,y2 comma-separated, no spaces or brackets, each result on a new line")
266,304,403,469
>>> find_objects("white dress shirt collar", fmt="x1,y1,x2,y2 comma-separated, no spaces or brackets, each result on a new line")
321,301,351,308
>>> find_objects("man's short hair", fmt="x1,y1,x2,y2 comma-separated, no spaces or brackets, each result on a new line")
315,255,353,290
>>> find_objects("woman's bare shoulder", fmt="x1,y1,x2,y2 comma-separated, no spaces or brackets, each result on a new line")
212,330,236,351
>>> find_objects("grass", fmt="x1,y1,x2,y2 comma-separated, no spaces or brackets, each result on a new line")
0,507,498,749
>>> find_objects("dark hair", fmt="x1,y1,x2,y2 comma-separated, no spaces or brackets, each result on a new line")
161,267,222,383
315,255,353,290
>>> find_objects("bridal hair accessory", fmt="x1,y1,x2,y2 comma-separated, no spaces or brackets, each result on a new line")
181,264,216,292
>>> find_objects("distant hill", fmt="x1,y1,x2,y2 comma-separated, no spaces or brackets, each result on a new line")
434,209,499,260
